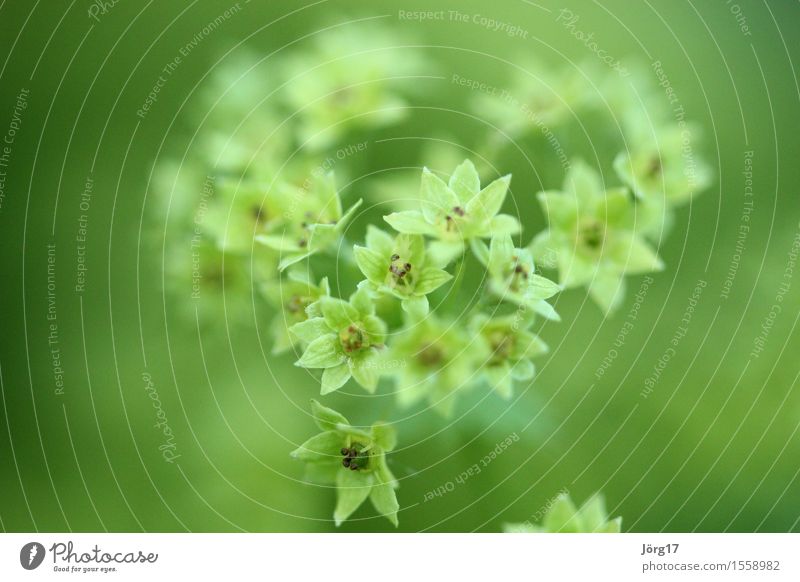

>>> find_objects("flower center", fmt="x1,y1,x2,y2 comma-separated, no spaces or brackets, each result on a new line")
579,219,605,252
286,294,313,318
251,205,268,225
506,255,530,292
387,253,414,289
341,445,368,471
417,343,444,367
340,324,368,353
444,206,466,232
646,156,662,178
488,330,514,364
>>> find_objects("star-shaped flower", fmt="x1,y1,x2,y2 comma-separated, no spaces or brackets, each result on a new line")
504,492,621,533
388,314,486,416
260,270,330,354
470,312,549,399
614,123,712,207
475,59,590,136
354,226,452,317
473,233,561,321
291,400,399,526
256,172,362,271
384,160,520,266
203,178,283,254
281,26,422,151
290,287,387,394
530,161,664,314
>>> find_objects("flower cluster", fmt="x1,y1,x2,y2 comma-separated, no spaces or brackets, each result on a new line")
290,161,557,406
152,31,711,528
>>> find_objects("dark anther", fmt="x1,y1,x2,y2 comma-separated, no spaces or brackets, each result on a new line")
514,265,524,274
404,263,412,272
298,238,307,248
349,464,359,471
340,448,349,456
342,458,351,467
453,206,465,217
391,254,400,261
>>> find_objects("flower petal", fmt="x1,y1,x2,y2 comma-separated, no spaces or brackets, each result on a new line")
466,174,510,220
420,168,460,223
448,159,480,203
588,273,626,315
290,430,343,461
334,468,374,526
384,210,436,235
489,213,521,235
489,233,515,272
310,399,349,431
401,294,429,318
543,494,581,533
320,296,359,329
365,225,395,256
354,245,386,284
296,334,344,368
350,357,380,392
414,267,453,295
290,317,331,344
321,363,352,395
370,478,399,527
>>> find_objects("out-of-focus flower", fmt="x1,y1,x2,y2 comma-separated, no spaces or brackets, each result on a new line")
256,172,362,271
504,493,621,533
475,60,590,137
470,312,548,399
531,161,663,314
261,270,330,354
614,123,712,207
389,314,486,416
281,27,424,151
203,178,284,254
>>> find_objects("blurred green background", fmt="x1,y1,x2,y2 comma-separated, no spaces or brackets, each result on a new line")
1,0,799,532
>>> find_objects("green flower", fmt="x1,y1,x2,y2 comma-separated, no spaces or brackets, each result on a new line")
504,493,621,533
281,27,421,151
473,233,561,321
260,270,330,354
614,123,712,207
354,226,452,317
384,160,520,265
470,312,548,399
291,400,399,527
474,59,591,137
389,314,486,416
530,161,664,314
256,172,362,271
290,287,387,394
203,178,283,254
